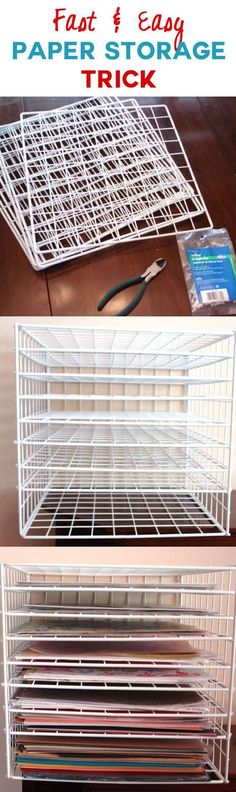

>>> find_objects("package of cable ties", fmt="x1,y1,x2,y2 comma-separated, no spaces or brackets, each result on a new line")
177,228,236,315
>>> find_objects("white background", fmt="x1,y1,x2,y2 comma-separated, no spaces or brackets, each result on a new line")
0,0,235,96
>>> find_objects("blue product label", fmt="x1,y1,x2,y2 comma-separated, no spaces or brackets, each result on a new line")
186,245,236,304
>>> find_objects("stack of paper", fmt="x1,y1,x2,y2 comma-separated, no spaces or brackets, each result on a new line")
11,595,215,781
16,737,209,781
15,687,211,781
12,617,213,639
13,683,213,734
14,638,203,663
18,665,207,685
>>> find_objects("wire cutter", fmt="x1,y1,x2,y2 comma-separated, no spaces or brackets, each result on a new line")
97,258,167,316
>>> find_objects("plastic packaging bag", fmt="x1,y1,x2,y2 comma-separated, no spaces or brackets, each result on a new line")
177,228,236,315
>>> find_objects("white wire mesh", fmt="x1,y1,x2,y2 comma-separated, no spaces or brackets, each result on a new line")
0,98,212,270
15,326,235,539
1,564,236,784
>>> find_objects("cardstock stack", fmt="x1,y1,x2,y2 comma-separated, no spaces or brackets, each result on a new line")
15,736,209,781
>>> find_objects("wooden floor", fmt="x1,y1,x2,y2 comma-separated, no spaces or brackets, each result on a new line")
0,97,236,317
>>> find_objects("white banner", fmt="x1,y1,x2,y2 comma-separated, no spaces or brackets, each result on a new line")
0,0,235,96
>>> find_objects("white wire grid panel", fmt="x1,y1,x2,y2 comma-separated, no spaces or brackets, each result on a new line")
0,97,212,270
15,326,236,540
1,564,236,784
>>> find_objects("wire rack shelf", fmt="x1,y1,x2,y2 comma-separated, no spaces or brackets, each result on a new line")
1,564,236,784
15,326,236,539
0,98,212,269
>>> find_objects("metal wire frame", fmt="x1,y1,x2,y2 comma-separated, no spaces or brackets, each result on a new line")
1,564,236,784
15,326,236,539
0,97,212,270
15,325,234,363
20,98,206,254
0,164,38,268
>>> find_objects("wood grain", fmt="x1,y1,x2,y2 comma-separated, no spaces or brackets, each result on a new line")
199,97,236,173
0,99,50,315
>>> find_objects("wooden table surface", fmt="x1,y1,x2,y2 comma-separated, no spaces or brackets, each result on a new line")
1,97,236,317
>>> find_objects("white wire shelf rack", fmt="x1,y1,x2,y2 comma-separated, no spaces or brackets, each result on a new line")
15,326,236,540
1,564,236,785
0,97,212,270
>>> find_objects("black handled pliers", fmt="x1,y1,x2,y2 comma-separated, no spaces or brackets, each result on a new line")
97,258,167,316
